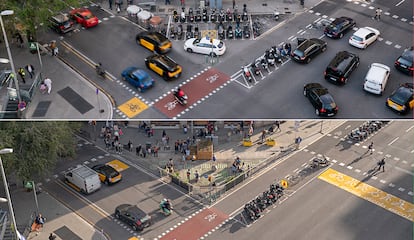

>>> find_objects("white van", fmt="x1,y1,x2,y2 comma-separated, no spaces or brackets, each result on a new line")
363,63,390,95
65,165,101,194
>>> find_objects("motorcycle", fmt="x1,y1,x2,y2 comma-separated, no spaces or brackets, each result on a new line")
252,20,261,37
180,7,186,22
173,10,179,22
173,89,188,105
202,8,208,22
160,199,173,216
194,24,200,39
235,23,242,39
226,8,233,22
96,63,105,78
195,8,201,22
210,8,217,22
265,49,275,66
177,24,183,39
186,24,193,39
218,22,225,40
260,57,269,71
251,60,261,75
226,25,234,39
243,24,250,39
274,10,280,21
219,9,225,22
242,4,248,21
242,65,252,82
188,8,194,22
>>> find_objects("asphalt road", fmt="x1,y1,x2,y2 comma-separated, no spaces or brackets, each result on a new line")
41,0,412,119
205,120,413,240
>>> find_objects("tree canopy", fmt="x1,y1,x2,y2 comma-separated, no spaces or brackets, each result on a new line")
0,0,85,35
0,121,82,182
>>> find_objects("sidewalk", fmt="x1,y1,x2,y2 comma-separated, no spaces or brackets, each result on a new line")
0,41,113,119
10,187,107,240
81,120,346,187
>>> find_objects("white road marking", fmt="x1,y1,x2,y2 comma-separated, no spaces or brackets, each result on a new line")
396,0,405,6
388,137,399,145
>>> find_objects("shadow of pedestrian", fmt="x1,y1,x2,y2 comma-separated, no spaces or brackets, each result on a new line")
355,167,378,187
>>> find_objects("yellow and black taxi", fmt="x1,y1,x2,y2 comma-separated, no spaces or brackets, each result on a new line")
144,54,182,80
386,83,414,114
92,164,122,184
136,31,172,54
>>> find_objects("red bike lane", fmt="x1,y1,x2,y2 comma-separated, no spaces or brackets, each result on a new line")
153,68,230,118
160,207,229,240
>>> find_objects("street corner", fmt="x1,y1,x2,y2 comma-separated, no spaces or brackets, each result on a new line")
117,97,148,118
153,68,231,118
107,159,129,172
160,207,229,240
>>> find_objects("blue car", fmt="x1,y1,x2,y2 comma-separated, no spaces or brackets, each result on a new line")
121,67,154,92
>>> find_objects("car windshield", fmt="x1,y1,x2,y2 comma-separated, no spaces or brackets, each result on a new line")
352,35,363,42
84,13,94,20
293,49,304,57
391,88,412,105
109,170,119,178
321,94,336,109
397,56,412,66
217,41,224,48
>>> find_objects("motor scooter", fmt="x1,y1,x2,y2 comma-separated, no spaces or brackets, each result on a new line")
160,199,173,216
195,8,202,22
202,8,208,22
242,66,252,82
173,89,188,105
180,8,186,22
227,25,234,39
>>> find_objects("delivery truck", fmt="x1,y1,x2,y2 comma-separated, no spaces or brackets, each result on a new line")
64,165,101,194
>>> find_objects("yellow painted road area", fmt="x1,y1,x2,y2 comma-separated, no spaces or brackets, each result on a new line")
118,97,148,118
107,159,129,172
319,168,414,222
201,30,218,39
128,237,140,240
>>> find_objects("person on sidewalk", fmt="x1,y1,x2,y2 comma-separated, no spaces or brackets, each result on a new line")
186,169,191,182
18,67,26,84
49,233,57,240
108,0,113,10
294,136,302,150
275,121,281,132
44,78,52,94
194,170,199,183
25,64,35,78
32,213,46,232
377,158,385,172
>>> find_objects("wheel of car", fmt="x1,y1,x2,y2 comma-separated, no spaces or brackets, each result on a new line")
132,224,138,231
303,88,307,96
104,178,109,185
186,48,193,53
145,61,149,68
344,77,348,84
315,109,320,116
163,72,169,80
115,211,120,219
306,57,311,63
339,33,343,39
321,46,327,52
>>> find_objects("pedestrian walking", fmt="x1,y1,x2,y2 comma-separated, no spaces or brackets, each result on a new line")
165,0,170,4
127,140,133,152
18,67,26,84
25,64,35,78
186,169,191,182
377,158,385,172
109,0,113,10
368,142,373,154
194,170,199,183
373,7,382,21
294,136,302,150
261,129,266,143
275,121,281,132
232,0,235,9
136,144,142,156
44,78,52,94
14,32,24,48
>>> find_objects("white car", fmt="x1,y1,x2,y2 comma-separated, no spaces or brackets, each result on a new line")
363,63,390,95
184,37,226,56
349,27,380,49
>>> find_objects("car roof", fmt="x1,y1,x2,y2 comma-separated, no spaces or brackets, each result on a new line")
150,54,177,69
366,63,389,81
390,86,413,103
117,204,147,218
199,37,221,45
298,38,325,51
141,31,168,43
354,27,376,37
132,69,150,80
92,164,117,174
401,47,414,60
328,51,357,71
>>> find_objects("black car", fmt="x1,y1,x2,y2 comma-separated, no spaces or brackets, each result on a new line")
304,83,338,116
394,46,413,75
145,54,182,80
324,16,356,39
136,31,172,54
91,164,122,184
386,83,414,114
115,204,152,231
324,51,360,84
49,13,74,34
291,38,327,63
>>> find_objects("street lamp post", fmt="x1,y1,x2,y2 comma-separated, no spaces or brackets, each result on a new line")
0,10,22,104
0,148,18,240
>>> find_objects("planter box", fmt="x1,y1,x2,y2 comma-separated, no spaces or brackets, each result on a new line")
197,140,213,160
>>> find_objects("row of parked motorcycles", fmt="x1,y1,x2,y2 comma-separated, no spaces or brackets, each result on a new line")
347,121,389,142
243,183,284,221
242,45,291,82
169,23,201,40
173,5,250,23
217,22,251,40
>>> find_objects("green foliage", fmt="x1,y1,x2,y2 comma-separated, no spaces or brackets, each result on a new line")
0,0,84,34
0,121,81,181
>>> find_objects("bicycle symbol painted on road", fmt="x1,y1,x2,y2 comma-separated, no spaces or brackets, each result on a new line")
165,101,178,110
206,74,219,83
127,103,140,112
204,213,217,222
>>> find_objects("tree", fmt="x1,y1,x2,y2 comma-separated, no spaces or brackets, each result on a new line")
0,121,82,182
0,0,84,36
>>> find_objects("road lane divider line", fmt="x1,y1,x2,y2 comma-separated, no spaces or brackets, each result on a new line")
388,137,399,146
318,168,414,222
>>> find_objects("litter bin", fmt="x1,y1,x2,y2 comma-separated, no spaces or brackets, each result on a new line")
29,42,37,54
